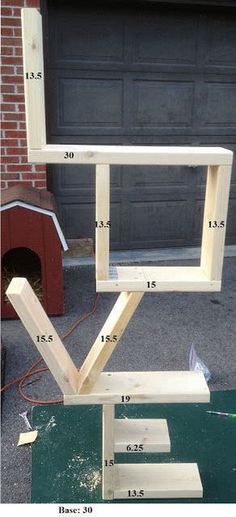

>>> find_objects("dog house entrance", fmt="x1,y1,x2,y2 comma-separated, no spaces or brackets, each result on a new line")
2,247,42,304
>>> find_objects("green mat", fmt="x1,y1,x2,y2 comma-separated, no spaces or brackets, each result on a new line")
31,390,236,503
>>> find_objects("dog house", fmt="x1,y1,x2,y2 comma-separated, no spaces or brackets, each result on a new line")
1,185,68,319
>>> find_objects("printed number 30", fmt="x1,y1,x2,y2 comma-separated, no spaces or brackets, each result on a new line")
64,152,75,159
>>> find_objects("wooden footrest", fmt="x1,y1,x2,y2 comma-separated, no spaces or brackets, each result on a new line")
114,418,170,453
64,371,210,405
113,463,203,499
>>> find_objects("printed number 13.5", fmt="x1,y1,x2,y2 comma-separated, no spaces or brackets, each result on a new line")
208,220,225,228
25,72,42,79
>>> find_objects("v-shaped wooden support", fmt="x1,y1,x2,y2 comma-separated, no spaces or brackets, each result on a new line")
6,278,143,396
6,278,210,406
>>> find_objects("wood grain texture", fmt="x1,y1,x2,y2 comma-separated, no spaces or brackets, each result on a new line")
21,8,46,150
65,371,210,405
77,292,143,393
113,463,203,499
29,145,233,165
6,278,78,394
114,418,170,453
95,164,110,280
102,405,115,500
201,165,232,280
96,266,221,292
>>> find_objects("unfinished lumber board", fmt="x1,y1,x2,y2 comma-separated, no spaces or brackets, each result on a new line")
96,164,110,280
113,463,203,499
114,418,170,453
77,292,143,393
65,371,210,405
21,8,46,150
102,405,115,500
96,266,220,292
6,278,78,395
28,145,233,166
201,165,232,281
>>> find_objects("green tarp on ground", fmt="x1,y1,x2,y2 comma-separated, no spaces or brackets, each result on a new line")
31,390,236,503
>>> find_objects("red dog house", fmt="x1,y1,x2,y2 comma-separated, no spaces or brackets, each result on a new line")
1,185,68,319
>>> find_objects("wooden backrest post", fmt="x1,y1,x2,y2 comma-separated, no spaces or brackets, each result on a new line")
21,8,46,150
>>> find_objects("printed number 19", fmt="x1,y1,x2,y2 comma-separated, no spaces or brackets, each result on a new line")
121,395,130,402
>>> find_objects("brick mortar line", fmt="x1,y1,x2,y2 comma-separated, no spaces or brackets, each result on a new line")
3,112,25,114
3,67,23,72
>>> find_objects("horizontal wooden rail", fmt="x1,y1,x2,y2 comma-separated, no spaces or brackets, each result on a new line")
65,371,210,405
96,266,221,292
28,145,233,166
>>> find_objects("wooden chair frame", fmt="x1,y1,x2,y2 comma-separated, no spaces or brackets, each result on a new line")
11,7,233,500
11,9,222,405
16,4,230,411
22,8,233,294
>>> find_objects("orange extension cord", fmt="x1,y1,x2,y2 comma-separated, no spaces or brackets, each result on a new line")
1,293,100,405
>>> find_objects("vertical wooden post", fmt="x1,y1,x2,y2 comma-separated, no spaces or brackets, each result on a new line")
102,404,115,500
21,8,46,149
201,165,232,280
96,164,110,280
6,278,78,395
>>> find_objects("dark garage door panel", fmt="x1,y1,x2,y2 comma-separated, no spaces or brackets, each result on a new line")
45,1,236,249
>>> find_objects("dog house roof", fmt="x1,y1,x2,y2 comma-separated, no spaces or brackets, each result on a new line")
1,185,68,251
1,184,57,211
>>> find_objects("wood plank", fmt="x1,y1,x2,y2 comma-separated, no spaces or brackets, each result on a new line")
29,145,233,166
113,463,203,499
21,8,46,150
96,164,110,280
97,266,221,292
108,266,146,283
114,418,170,453
77,292,143,393
65,371,210,405
102,405,115,500
6,278,78,395
201,165,232,281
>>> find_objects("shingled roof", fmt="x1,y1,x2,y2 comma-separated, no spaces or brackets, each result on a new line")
1,184,58,214
1,185,68,251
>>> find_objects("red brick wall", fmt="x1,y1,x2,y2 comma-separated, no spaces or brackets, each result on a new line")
1,0,47,190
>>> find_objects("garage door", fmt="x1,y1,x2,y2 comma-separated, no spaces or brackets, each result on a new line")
45,1,236,249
